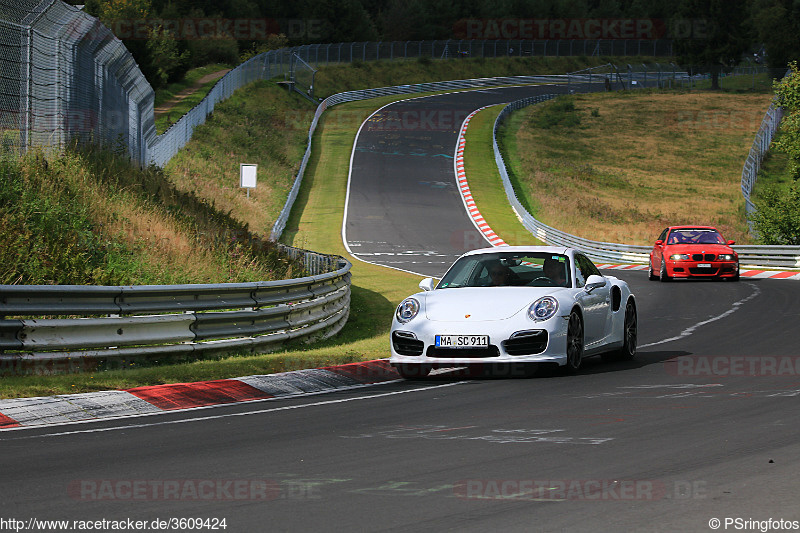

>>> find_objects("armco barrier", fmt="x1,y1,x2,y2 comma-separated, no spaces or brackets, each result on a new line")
491,96,800,269
0,245,351,375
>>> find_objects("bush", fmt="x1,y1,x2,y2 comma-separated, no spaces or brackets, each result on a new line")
751,182,800,244
187,37,240,67
772,61,800,179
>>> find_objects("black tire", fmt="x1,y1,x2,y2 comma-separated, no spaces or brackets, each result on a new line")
563,311,584,374
648,261,658,281
616,300,638,360
395,364,431,380
659,257,671,282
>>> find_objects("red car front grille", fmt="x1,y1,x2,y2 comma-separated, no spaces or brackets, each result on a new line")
689,267,719,275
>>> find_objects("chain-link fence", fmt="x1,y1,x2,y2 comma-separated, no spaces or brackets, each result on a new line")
290,39,673,66
741,104,784,214
290,53,317,102
0,0,154,162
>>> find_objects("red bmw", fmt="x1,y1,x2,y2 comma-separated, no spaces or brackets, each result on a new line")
649,226,739,282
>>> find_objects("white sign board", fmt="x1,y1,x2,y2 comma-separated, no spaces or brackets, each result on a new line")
240,164,257,189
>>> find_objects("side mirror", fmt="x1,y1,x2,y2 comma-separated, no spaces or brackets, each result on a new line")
655,239,664,246
419,278,435,291
584,275,607,293
727,240,735,245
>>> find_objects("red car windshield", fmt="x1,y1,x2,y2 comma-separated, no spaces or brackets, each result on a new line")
667,229,725,245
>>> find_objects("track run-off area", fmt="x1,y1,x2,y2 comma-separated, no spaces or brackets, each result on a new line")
3,85,800,532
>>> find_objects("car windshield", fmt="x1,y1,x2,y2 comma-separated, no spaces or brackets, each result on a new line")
437,252,571,288
667,229,725,245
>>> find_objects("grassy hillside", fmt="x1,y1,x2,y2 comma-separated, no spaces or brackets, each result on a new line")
0,148,299,286
498,89,774,245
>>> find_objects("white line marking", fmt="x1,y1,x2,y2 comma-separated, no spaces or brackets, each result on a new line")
0,381,468,440
639,282,762,348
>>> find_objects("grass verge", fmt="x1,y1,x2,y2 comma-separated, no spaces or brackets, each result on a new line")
691,72,776,93
461,105,545,246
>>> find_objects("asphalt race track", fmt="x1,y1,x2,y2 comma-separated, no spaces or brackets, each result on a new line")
4,86,800,532
345,84,570,277
344,81,652,277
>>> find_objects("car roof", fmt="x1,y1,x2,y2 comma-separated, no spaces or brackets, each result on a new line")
667,225,720,231
460,246,572,257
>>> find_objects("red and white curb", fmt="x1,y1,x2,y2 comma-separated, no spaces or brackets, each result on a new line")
455,106,507,247
597,264,800,279
0,360,402,430
454,109,800,281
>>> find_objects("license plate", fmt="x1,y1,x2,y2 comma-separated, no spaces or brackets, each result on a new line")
697,263,711,268
435,335,489,348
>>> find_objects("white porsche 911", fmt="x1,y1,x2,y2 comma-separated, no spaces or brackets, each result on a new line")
390,246,637,378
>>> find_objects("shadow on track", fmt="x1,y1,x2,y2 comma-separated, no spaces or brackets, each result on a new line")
411,350,693,381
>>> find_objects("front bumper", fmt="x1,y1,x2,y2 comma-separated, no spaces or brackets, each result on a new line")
666,260,738,278
389,317,569,366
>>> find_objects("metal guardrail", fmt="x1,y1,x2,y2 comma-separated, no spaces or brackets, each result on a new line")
0,245,352,374
492,96,800,270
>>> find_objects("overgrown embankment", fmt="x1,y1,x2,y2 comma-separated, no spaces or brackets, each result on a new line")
0,147,299,286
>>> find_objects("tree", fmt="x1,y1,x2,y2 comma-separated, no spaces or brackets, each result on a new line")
751,62,800,244
751,182,800,244
672,0,750,90
146,24,190,88
750,0,800,70
87,0,189,89
772,61,800,178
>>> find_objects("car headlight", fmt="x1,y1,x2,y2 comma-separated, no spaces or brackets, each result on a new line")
669,254,691,261
718,254,736,261
396,298,420,323
528,296,558,321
